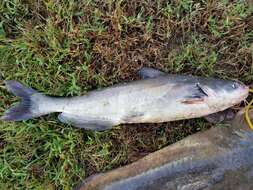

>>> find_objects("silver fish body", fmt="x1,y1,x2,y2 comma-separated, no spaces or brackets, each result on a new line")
1,67,249,131
76,110,253,190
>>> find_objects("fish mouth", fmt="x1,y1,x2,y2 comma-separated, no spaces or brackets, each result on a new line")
237,85,249,101
242,85,249,98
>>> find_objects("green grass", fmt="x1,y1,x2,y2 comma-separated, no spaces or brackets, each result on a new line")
0,0,253,189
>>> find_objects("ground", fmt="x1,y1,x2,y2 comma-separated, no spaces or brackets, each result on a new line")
0,0,252,189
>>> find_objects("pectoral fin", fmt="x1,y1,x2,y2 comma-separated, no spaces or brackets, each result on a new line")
58,113,114,131
181,83,210,104
181,97,205,104
205,109,235,124
138,67,166,79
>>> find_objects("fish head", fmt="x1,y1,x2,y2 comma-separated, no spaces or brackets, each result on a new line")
201,79,249,109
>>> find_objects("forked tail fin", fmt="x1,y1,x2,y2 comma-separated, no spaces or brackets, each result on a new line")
1,80,45,121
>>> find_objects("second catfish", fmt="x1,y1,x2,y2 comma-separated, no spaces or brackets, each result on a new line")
1,67,249,131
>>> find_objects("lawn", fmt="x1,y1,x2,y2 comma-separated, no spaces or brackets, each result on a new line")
0,0,252,189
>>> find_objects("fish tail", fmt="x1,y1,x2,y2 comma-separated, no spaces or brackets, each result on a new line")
1,80,50,121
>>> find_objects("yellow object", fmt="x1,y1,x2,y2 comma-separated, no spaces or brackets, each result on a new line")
245,89,253,130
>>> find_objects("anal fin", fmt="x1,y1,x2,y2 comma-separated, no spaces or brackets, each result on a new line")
58,113,114,131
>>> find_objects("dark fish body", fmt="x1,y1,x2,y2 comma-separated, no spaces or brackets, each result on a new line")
1,68,249,131
76,110,253,190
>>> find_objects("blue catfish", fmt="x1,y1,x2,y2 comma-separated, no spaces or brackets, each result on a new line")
75,110,253,190
0,67,249,131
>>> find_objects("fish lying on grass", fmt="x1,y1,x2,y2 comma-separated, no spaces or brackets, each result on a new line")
0,67,249,131
75,110,253,190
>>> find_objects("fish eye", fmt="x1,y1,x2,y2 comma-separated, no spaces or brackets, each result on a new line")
232,83,238,89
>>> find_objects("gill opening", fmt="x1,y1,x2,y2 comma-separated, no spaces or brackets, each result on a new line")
245,89,253,130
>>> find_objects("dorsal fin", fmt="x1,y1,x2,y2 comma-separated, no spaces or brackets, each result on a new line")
138,67,166,79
